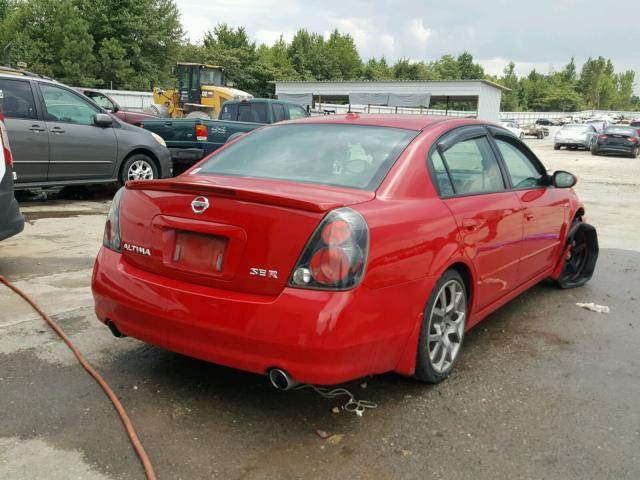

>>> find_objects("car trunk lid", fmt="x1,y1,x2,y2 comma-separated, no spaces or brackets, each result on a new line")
119,175,374,295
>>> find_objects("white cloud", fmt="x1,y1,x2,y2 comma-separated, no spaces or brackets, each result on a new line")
254,30,294,46
408,18,431,45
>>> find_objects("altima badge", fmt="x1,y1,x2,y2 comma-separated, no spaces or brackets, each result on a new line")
191,196,209,214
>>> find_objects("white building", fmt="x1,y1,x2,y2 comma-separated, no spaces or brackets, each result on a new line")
274,80,508,122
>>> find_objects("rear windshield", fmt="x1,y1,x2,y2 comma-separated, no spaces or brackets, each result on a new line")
604,126,635,135
562,125,588,130
198,124,419,191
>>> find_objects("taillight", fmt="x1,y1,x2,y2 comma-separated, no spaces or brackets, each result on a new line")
0,112,13,168
289,208,369,290
195,124,207,141
103,188,124,252
599,134,608,140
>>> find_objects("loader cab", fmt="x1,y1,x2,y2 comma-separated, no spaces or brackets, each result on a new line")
177,63,225,106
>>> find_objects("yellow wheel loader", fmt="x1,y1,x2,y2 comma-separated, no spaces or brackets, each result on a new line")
146,63,253,119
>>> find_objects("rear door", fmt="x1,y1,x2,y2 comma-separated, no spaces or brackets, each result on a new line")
0,78,49,183
36,82,118,181
431,126,523,310
490,131,566,282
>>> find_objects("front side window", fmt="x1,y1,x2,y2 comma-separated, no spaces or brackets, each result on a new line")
288,105,307,120
40,84,100,125
0,79,38,119
85,92,114,111
198,124,418,191
440,137,505,195
494,138,545,189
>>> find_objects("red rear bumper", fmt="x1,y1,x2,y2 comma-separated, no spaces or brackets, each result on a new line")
92,247,434,385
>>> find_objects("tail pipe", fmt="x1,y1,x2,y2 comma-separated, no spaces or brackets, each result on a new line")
268,368,300,391
106,320,126,338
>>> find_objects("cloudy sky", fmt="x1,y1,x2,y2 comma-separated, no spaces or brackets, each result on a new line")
175,0,639,92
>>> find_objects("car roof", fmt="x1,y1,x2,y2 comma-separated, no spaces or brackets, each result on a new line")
278,113,467,131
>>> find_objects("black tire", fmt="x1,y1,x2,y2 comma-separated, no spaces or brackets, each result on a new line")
555,220,599,289
538,131,544,139
591,144,598,156
630,147,639,158
415,269,468,384
554,144,560,150
119,154,158,186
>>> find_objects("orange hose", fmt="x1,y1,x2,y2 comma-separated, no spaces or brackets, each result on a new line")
0,275,156,480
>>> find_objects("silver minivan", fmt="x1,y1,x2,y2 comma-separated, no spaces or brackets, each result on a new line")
0,72,172,188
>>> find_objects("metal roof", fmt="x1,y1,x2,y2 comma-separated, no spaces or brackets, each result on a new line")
273,79,509,92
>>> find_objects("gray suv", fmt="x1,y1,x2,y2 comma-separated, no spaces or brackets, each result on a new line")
0,73,171,187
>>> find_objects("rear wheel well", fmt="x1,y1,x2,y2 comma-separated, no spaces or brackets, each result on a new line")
448,262,472,307
573,207,585,222
119,149,161,181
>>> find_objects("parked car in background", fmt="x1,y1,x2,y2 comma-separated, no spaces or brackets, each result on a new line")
585,118,609,132
630,120,640,135
554,124,598,150
592,125,640,158
93,115,598,388
141,98,310,173
0,73,172,188
499,121,525,139
74,87,159,127
522,123,548,139
0,109,24,241
535,118,555,126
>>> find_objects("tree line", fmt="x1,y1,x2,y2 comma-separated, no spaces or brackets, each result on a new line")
0,0,637,111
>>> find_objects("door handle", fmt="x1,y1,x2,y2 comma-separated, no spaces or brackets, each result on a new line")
524,212,534,221
50,127,66,134
29,125,46,132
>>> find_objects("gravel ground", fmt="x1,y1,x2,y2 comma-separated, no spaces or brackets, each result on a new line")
1,136,639,480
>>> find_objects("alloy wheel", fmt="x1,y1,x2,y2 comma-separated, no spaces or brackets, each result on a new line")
127,160,154,181
428,279,466,374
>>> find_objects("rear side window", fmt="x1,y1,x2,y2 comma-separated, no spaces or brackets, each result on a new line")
272,103,286,123
430,150,454,196
220,102,237,120
494,138,544,189
439,137,505,195
288,105,307,120
0,79,38,119
238,103,267,123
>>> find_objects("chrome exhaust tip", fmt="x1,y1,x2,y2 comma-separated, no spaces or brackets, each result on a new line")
268,368,300,391
106,320,126,338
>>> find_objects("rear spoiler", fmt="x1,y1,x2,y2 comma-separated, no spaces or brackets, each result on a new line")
126,179,346,213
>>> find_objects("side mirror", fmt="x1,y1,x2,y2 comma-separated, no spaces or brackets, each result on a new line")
111,102,120,113
94,113,113,127
553,170,577,188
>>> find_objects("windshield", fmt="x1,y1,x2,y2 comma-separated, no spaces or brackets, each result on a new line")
200,68,224,86
198,124,419,191
604,126,635,135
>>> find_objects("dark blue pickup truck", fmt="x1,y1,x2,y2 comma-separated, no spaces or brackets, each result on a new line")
141,99,309,173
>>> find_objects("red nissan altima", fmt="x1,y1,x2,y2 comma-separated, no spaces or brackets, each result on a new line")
92,114,598,386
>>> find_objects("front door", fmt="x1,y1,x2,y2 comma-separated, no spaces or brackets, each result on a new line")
37,83,118,181
491,134,566,282
0,78,49,184
431,132,523,310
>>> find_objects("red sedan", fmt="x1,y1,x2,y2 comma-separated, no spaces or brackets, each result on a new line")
92,114,598,387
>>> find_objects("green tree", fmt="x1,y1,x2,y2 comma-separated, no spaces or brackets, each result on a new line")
499,62,521,111
325,29,361,79
75,0,183,89
433,54,460,79
1,0,97,85
362,57,392,80
457,52,484,80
